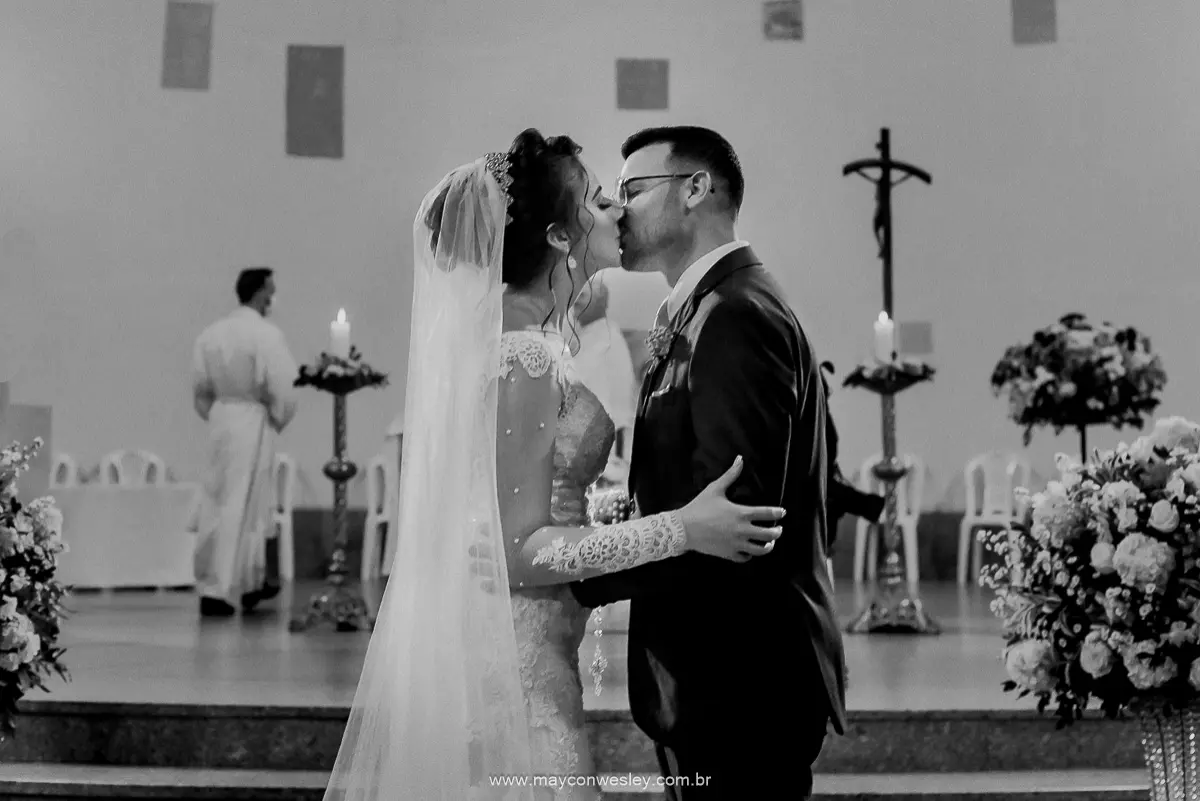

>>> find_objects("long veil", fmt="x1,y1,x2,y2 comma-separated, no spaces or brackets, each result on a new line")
324,158,535,799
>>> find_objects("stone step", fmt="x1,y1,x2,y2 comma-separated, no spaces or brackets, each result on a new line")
1,701,1145,775
0,764,327,800
0,765,1152,801
813,770,1148,800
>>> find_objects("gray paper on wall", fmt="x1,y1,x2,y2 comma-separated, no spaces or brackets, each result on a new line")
616,59,669,111
763,1,803,41
897,321,934,355
286,45,345,159
1012,0,1056,45
0,229,43,383
162,1,214,90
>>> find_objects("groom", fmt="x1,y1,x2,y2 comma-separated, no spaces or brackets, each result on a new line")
571,127,845,799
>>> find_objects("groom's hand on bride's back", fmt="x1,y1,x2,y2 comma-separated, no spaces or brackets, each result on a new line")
679,456,785,563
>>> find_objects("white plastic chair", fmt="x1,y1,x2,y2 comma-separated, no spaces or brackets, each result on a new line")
958,451,1032,586
49,453,80,488
361,453,396,579
99,449,167,486
270,453,297,581
853,453,925,586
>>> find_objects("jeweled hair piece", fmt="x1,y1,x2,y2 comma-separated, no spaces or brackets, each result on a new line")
484,152,514,224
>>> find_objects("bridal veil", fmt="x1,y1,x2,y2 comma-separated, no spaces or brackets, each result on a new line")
324,156,536,799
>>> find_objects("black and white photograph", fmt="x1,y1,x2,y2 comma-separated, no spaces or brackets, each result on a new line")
0,1,1195,799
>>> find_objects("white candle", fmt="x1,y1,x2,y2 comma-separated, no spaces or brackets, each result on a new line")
873,311,895,362
330,308,351,359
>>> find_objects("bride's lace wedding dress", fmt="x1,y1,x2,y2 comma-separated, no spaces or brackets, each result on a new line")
502,329,617,800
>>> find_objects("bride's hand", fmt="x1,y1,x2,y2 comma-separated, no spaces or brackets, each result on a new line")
679,456,785,563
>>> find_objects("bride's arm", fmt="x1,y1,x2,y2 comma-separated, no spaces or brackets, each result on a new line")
497,346,687,589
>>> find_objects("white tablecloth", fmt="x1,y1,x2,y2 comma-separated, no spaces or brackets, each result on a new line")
52,484,200,589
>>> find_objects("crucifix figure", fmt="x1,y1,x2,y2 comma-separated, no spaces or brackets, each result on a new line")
842,128,939,635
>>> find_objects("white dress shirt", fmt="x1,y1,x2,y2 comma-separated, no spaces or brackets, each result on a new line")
659,240,750,324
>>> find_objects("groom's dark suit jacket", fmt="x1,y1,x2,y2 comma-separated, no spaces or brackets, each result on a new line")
572,246,847,746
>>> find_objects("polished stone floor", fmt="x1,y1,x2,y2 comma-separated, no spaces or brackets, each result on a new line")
45,580,1023,712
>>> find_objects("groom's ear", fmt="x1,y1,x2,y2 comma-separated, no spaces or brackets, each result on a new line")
683,171,715,211
545,223,571,255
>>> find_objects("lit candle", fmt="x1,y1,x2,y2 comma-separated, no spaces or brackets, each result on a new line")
330,308,351,359
873,311,895,362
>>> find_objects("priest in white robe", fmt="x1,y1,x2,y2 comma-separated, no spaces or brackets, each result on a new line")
191,267,298,617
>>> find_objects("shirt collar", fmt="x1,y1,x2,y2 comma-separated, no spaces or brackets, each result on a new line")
662,240,749,321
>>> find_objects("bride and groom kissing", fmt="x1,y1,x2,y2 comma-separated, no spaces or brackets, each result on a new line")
324,126,844,800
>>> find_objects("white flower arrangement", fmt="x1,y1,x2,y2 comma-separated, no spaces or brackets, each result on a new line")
985,416,1200,725
294,346,388,397
990,313,1166,450
0,438,69,738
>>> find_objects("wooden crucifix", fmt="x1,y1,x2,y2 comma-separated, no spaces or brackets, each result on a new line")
842,128,939,635
842,127,932,319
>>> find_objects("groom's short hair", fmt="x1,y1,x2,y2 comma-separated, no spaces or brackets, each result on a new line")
621,126,744,214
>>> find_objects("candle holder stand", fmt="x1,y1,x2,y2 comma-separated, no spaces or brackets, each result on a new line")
843,384,939,635
842,127,939,636
290,347,387,633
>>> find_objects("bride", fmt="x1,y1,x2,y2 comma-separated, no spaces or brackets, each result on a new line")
323,130,785,800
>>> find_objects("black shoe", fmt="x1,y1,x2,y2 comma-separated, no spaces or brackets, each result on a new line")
200,597,236,617
240,581,281,612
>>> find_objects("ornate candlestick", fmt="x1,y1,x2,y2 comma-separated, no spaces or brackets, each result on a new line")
842,127,939,635
841,360,939,634
289,346,387,633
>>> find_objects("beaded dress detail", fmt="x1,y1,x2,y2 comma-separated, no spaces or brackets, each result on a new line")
501,330,614,799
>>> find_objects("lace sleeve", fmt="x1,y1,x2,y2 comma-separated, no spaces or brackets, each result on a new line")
497,331,689,588
529,513,686,577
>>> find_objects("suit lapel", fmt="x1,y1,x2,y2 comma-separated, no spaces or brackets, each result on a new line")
647,245,762,374
627,246,762,499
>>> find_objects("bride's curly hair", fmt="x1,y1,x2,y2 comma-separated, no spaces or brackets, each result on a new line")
421,129,597,329
499,129,594,291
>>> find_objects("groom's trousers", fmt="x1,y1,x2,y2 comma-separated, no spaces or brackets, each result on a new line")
654,713,828,800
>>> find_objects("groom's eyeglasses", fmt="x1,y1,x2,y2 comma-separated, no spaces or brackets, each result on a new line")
615,173,698,206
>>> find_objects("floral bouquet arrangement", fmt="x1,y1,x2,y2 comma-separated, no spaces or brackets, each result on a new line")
841,357,935,396
0,438,69,738
294,346,388,396
587,486,635,526
984,416,1200,727
990,313,1165,451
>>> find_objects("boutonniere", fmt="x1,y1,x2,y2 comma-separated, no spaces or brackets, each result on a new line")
646,326,673,360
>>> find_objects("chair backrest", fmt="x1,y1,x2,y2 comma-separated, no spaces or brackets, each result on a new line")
964,450,1031,518
366,454,391,516
99,449,167,486
50,453,79,487
272,453,296,514
858,452,925,519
